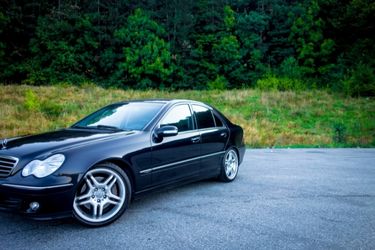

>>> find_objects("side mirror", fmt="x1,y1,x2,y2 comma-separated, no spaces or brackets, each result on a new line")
153,126,178,142
155,125,178,138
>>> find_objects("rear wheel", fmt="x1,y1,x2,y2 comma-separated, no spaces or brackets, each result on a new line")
219,148,239,182
73,163,131,227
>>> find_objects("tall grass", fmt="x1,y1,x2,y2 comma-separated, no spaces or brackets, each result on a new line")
0,84,374,147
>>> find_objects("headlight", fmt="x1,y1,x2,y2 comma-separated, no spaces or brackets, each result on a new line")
22,154,65,178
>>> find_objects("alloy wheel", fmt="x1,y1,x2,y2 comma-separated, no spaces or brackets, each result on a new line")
73,167,127,224
224,149,239,180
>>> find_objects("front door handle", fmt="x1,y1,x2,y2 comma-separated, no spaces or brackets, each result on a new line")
191,137,200,143
220,132,227,138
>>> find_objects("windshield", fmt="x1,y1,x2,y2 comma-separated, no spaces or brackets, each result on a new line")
73,102,164,131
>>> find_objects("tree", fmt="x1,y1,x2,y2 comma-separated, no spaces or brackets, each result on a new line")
182,0,227,89
26,6,99,84
265,0,298,66
289,0,335,81
113,8,174,89
211,5,244,88
0,10,9,79
236,8,269,84
0,0,373,95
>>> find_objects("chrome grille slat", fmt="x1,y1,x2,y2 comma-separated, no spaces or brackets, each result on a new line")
0,165,13,169
0,156,19,178
0,160,15,165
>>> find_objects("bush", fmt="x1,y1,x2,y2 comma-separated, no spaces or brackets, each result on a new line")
24,89,62,117
333,123,346,144
24,89,41,111
341,63,375,97
256,73,305,91
208,75,228,90
278,57,303,80
41,101,63,117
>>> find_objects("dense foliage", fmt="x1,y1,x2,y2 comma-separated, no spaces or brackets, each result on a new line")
0,0,374,95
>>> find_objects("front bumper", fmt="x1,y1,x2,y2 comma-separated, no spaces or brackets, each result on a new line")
0,183,75,220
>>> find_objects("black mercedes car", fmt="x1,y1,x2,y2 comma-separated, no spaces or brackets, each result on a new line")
0,99,245,226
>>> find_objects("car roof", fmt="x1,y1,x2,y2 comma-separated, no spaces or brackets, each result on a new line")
118,99,208,106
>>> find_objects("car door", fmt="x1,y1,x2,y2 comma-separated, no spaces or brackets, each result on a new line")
192,105,228,174
150,104,201,187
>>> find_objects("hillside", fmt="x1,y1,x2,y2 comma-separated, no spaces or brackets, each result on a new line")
0,85,374,147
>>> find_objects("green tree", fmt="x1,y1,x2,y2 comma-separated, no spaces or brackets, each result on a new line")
0,0,374,95
212,6,244,88
0,11,8,78
113,8,174,89
320,0,375,95
183,0,227,88
236,9,269,84
265,1,298,66
289,0,335,81
26,9,99,84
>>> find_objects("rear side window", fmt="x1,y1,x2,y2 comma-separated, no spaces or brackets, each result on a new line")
192,105,215,129
213,113,224,127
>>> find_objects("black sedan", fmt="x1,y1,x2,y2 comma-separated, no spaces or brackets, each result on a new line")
0,99,245,226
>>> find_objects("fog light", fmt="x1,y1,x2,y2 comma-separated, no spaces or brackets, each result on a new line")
29,202,40,211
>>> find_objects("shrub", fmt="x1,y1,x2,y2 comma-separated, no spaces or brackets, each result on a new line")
24,89,62,117
256,73,305,91
24,89,41,111
41,101,63,118
333,123,346,144
278,57,303,80
341,63,375,97
208,75,228,90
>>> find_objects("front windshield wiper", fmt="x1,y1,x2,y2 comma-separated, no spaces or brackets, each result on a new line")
72,125,124,131
94,125,124,131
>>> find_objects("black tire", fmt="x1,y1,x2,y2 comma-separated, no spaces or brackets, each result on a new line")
219,148,239,182
73,162,131,227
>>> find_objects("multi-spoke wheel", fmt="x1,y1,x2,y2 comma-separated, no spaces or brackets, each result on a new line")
73,163,131,226
219,148,239,182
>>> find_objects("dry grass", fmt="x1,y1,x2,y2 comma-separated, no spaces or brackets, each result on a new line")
1,84,374,147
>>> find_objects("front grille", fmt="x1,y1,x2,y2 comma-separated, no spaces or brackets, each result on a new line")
0,156,19,178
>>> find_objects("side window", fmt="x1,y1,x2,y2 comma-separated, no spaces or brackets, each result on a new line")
160,105,194,132
213,113,224,127
192,105,215,129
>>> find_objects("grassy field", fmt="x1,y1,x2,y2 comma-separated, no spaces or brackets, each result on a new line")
0,84,374,147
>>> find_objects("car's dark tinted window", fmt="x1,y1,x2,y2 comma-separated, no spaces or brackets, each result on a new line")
73,102,164,130
213,113,224,127
192,105,215,129
160,105,194,132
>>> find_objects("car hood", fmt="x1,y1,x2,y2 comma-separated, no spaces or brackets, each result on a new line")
0,128,135,158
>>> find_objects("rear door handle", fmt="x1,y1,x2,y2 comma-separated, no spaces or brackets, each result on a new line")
220,132,227,138
191,137,200,143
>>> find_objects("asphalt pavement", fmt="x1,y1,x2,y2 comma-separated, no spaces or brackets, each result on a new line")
1,149,374,249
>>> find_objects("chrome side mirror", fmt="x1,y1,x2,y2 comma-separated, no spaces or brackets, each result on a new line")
156,125,178,137
153,125,178,142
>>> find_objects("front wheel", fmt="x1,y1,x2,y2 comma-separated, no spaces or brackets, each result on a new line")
219,148,239,182
73,163,131,227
